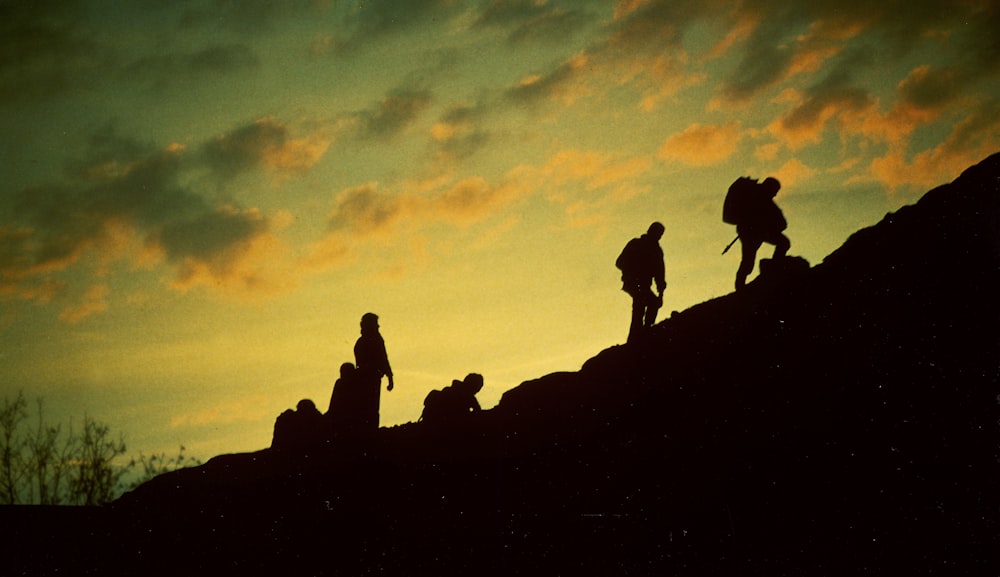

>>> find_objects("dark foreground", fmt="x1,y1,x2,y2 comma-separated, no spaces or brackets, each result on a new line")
4,154,998,576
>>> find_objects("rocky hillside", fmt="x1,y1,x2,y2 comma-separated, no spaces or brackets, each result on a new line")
7,153,999,576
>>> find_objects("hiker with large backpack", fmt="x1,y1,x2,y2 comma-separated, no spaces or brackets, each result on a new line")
616,222,667,343
722,176,790,290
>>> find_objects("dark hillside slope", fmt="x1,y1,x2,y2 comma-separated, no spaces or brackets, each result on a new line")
9,153,998,576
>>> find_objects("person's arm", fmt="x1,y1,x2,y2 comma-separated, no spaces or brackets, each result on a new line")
382,343,394,391
655,247,667,295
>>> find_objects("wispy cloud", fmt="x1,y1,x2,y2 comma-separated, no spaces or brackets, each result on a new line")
123,44,260,92
475,0,594,45
658,122,742,166
306,147,652,270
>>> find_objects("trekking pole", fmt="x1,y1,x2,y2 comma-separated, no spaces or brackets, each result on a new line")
721,234,739,255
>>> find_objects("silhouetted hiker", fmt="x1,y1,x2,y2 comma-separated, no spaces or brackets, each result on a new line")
327,362,364,438
420,373,484,425
723,176,791,290
616,222,667,342
354,312,394,430
272,399,324,452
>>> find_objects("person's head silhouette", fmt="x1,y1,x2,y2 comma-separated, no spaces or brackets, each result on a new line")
762,177,781,197
647,221,665,240
360,312,379,334
463,373,484,394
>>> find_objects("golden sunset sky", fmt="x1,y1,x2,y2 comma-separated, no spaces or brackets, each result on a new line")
2,0,998,460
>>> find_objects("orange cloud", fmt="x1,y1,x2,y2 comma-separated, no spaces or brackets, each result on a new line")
768,88,872,150
868,102,1000,192
163,207,295,298
658,122,742,166
169,394,274,428
306,148,651,272
59,283,109,324
261,134,330,173
204,117,330,179
773,158,817,190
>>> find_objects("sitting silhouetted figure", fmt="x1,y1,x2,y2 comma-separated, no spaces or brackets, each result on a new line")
327,362,366,439
420,373,484,426
616,222,667,342
272,399,325,452
723,176,791,290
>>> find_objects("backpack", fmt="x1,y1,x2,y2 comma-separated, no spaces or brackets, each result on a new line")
420,389,445,422
722,176,758,225
615,237,642,274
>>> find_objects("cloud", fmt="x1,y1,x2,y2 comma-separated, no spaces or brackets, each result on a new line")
499,0,712,111
322,176,527,239
203,118,330,179
773,158,817,189
768,84,872,150
164,208,294,297
430,103,493,161
322,0,463,55
0,120,319,318
169,393,274,428
124,44,260,91
505,53,592,107
324,183,411,238
0,5,112,105
475,1,593,45
59,283,109,324
355,88,434,141
307,147,650,271
867,98,1000,191
176,0,325,34
658,122,742,166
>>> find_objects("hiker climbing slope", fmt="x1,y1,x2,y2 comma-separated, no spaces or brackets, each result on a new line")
723,176,791,290
616,222,667,342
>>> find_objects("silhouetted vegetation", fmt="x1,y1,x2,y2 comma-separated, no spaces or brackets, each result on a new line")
128,446,202,491
0,390,199,505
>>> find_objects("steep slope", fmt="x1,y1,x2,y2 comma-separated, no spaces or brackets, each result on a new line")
10,153,999,576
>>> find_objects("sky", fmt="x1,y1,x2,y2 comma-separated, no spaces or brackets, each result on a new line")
2,0,998,461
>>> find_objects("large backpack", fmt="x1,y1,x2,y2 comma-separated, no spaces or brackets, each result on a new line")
420,382,461,423
615,237,642,275
722,176,758,225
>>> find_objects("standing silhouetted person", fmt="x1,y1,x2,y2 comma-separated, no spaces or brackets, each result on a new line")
616,222,666,342
327,362,363,438
354,312,394,430
728,177,790,290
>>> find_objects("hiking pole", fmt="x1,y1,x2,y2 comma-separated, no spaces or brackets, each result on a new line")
722,234,739,255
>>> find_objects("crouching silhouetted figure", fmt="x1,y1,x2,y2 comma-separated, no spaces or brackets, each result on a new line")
616,222,667,343
327,362,366,439
272,399,325,452
420,373,484,426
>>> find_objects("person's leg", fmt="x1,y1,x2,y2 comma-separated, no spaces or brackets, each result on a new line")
770,232,790,259
628,293,644,342
736,236,762,290
643,289,661,328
